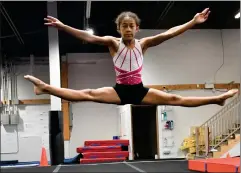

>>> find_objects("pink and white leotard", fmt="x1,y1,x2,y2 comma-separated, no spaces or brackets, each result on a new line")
113,38,143,85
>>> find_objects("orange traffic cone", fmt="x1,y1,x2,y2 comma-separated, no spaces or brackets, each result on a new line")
39,147,49,167
226,153,230,158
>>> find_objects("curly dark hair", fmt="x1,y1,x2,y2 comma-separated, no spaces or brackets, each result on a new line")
115,11,141,30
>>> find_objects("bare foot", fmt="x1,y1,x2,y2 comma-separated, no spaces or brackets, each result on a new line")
217,89,239,106
24,75,48,95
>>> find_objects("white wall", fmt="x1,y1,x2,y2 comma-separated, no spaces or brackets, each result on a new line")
1,29,240,161
66,53,120,157
135,29,240,158
1,65,51,162
136,29,240,84
119,104,133,160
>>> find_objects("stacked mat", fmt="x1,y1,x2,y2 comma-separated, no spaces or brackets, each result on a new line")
76,139,129,164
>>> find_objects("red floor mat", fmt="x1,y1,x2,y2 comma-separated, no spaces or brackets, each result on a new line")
80,157,126,164
76,146,122,153
82,151,129,159
188,159,207,172
188,157,240,172
207,157,240,173
84,140,129,146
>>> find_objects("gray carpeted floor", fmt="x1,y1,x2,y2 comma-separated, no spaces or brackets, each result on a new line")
1,160,201,172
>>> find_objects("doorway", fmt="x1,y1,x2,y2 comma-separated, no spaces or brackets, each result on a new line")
131,105,159,160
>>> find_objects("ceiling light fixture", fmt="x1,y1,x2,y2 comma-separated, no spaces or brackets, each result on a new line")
235,11,240,19
86,28,94,35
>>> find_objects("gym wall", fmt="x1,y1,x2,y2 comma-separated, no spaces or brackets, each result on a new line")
136,29,240,158
67,53,120,157
0,29,240,161
1,65,50,162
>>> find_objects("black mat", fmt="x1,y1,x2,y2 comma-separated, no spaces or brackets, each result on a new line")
59,163,139,172
130,160,197,172
1,166,57,172
1,160,200,172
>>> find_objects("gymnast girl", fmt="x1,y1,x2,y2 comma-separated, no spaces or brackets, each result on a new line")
25,8,238,106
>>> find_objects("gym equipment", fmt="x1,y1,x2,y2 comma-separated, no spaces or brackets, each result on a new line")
188,157,240,172
84,139,129,146
77,139,129,164
82,151,129,159
77,146,122,153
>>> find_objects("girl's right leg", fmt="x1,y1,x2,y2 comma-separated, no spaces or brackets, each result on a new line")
24,75,121,104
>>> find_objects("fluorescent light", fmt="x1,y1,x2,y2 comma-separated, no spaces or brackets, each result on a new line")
86,28,94,35
235,12,240,19
86,1,91,19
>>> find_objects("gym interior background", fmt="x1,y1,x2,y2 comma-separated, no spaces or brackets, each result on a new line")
0,1,240,164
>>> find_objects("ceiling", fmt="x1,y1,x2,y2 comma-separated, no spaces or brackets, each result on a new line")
0,1,240,63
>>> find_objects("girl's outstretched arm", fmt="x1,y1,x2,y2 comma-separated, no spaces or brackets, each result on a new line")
141,8,211,49
44,15,116,46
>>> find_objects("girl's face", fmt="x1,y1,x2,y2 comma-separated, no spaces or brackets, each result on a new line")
118,16,139,41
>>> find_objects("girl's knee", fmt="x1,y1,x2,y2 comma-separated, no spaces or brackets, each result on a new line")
168,94,182,104
85,89,102,101
78,89,95,101
171,94,181,101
